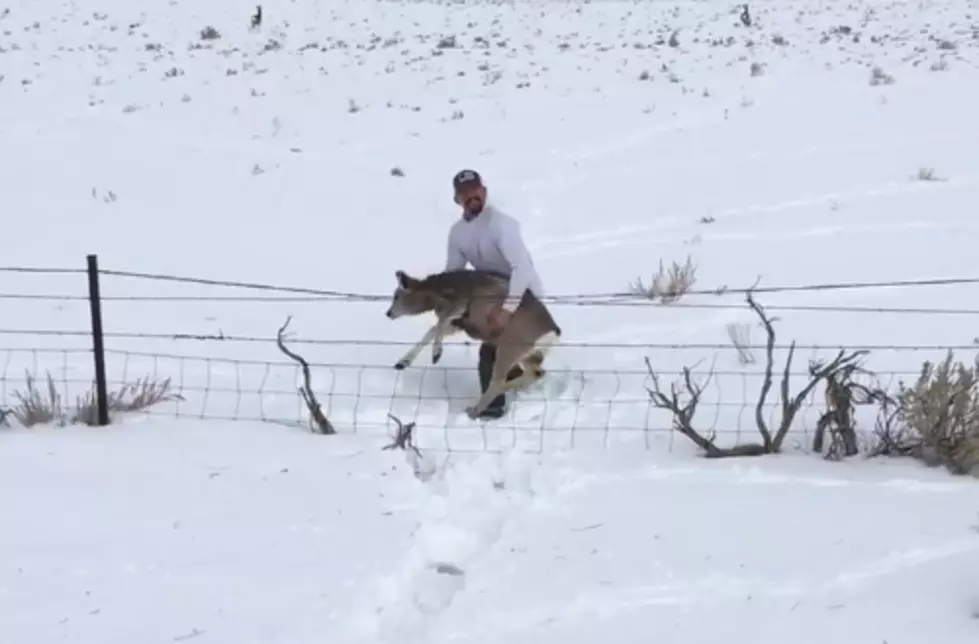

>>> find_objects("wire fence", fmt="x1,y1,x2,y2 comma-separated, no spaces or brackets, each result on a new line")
5,263,979,308
0,345,930,454
2,258,979,454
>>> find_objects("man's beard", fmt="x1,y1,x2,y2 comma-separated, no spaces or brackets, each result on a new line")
463,197,484,217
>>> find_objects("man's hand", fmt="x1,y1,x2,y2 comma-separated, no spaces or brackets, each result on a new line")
487,306,512,333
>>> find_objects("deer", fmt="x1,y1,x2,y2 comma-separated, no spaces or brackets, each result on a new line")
384,269,562,419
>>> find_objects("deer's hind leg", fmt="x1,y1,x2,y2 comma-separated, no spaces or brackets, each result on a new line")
464,331,559,420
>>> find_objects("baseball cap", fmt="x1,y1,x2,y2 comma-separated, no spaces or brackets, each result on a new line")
452,169,483,192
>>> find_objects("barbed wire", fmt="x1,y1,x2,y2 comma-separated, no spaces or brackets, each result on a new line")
0,327,975,351
0,266,86,275
4,291,979,316
6,264,979,306
94,268,979,303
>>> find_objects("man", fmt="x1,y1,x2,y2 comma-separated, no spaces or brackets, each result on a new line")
445,169,545,420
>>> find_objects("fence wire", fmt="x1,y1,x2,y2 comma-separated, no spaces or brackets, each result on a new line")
5,263,979,306
2,261,978,454
0,345,930,455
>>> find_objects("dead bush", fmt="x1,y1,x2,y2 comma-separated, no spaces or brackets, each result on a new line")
629,255,698,304
9,371,182,428
812,359,887,460
871,351,979,475
645,291,867,458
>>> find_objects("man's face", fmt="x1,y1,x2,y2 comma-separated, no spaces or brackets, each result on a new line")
455,184,486,218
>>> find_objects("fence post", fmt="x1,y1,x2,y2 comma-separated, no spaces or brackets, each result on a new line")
86,254,110,426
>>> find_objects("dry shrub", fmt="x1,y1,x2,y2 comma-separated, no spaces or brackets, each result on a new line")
872,351,979,475
74,377,183,426
646,292,867,458
812,359,886,460
9,372,182,428
726,321,755,365
11,372,68,427
630,255,698,304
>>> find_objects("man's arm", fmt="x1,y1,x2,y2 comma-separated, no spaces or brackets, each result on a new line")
445,227,467,271
495,215,541,312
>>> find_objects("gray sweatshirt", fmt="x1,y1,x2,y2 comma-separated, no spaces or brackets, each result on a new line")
445,204,544,312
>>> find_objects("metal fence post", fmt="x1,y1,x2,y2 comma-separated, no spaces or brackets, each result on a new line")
86,254,110,425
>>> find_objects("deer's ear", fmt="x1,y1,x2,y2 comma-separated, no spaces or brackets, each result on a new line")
395,270,415,289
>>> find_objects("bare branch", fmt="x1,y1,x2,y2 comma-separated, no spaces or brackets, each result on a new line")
769,349,868,450
276,316,336,435
644,356,766,458
746,291,775,449
812,358,880,458
383,413,421,457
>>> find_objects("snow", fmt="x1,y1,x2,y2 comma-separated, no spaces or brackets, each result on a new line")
2,0,979,642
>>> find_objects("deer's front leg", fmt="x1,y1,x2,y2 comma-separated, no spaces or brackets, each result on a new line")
394,325,437,370
431,317,461,365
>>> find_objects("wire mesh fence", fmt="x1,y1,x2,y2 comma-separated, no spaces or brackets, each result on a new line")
0,343,951,454
2,259,979,454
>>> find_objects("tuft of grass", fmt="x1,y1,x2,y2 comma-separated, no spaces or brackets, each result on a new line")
726,322,755,365
916,167,945,182
629,256,698,304
8,372,183,428
869,66,895,86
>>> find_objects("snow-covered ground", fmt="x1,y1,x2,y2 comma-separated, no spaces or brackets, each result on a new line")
2,0,979,641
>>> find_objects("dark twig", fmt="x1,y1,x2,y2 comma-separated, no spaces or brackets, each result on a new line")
276,316,335,434
383,413,421,457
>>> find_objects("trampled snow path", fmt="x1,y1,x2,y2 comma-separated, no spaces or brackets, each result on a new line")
344,450,550,643
423,454,979,644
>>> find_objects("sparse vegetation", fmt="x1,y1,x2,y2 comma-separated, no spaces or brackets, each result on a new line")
7,372,181,428
812,357,882,460
726,322,755,365
869,66,895,86
870,352,979,476
916,166,945,181
646,292,868,458
630,256,698,304
200,26,221,41
646,291,979,476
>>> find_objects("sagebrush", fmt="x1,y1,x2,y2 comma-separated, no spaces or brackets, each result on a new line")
7,372,182,428
630,255,698,304
872,351,979,475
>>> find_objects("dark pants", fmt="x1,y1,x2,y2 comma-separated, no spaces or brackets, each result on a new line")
477,343,524,413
